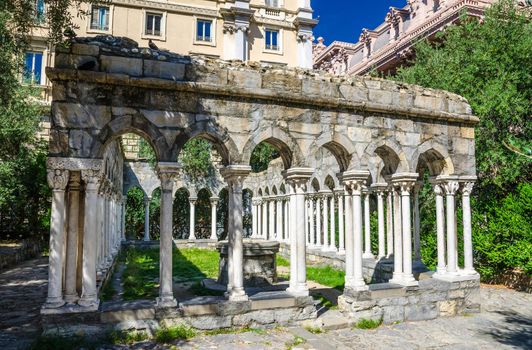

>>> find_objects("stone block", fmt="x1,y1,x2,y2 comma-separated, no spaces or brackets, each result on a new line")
405,303,438,321
262,71,301,93
369,89,393,105
68,130,93,157
71,43,100,56
414,94,446,111
140,109,194,128
391,91,414,108
302,79,339,98
348,127,372,142
251,297,295,310
439,300,459,317
55,54,98,70
339,85,368,102
52,103,111,129
233,309,275,326
181,303,218,316
217,300,251,316
382,306,405,324
185,315,232,330
143,60,185,80
101,55,142,76
228,70,261,89
185,64,228,85
100,308,155,323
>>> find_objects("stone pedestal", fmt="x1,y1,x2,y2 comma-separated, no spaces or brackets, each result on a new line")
217,239,280,287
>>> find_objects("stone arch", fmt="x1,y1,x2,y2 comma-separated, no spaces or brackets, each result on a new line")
173,121,240,166
92,115,170,161
197,187,213,197
258,188,263,196
363,140,408,182
280,183,287,194
313,133,357,172
412,140,455,176
264,187,270,196
310,178,320,192
324,175,336,191
272,185,278,195
241,128,304,169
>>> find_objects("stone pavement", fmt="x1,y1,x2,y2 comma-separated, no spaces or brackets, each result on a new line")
1,256,531,349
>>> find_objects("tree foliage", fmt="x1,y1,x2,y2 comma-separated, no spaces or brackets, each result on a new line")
393,0,532,280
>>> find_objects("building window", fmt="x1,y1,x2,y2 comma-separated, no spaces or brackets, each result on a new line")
265,29,279,51
90,6,110,31
24,52,43,85
265,0,279,7
145,12,162,36
196,20,212,42
35,0,45,24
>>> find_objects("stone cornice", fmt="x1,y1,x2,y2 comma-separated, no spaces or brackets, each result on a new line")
47,157,103,171
46,67,478,124
110,0,219,17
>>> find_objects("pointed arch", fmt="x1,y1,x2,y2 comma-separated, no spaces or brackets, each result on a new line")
412,140,455,176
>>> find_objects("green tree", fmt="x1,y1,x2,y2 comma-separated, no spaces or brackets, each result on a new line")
393,0,532,281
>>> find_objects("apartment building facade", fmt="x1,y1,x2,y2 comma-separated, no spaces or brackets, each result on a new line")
26,0,317,103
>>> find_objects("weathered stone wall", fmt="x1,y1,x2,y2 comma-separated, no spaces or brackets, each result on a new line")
339,277,481,324
47,37,477,181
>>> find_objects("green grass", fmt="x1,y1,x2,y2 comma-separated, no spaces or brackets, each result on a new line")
118,247,220,300
354,318,383,330
277,254,345,290
188,281,225,296
203,326,266,336
107,330,150,345
312,293,337,310
154,324,196,343
285,335,306,350
304,325,323,334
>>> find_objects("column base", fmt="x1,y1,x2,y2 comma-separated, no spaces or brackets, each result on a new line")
225,288,248,301
286,285,309,297
77,296,100,310
433,272,480,282
156,296,178,308
390,274,418,286
460,269,480,277
209,236,217,240
435,267,447,275
43,297,65,309
63,293,79,304
337,248,345,255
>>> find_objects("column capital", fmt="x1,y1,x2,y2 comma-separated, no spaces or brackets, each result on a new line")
144,196,152,205
391,173,419,194
437,175,460,195
433,183,444,196
157,162,181,191
189,197,198,205
81,168,102,192
210,197,220,205
47,169,70,191
283,167,314,193
460,181,475,196
371,183,388,196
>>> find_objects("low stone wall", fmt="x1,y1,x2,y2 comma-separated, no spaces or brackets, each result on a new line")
0,239,43,271
338,275,481,324
41,294,316,336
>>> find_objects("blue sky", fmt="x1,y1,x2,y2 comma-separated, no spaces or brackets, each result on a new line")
312,0,407,44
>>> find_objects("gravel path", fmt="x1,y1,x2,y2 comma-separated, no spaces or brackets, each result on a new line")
0,256,530,349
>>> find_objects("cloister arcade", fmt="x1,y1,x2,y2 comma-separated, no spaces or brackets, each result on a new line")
42,38,480,326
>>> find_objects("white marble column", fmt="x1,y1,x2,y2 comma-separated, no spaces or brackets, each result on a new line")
121,196,126,241
321,193,329,251
285,168,313,296
276,198,283,241
188,197,197,240
393,174,419,285
343,185,353,284
143,196,151,241
413,183,422,262
390,185,403,283
386,190,394,258
210,197,219,240
269,198,275,240
443,179,459,275
44,168,69,308
283,197,289,242
222,165,251,301
64,173,81,304
156,163,180,307
78,168,102,310
461,180,477,275
337,190,344,254
372,185,386,259
308,196,315,248
315,195,322,248
433,183,446,274
262,199,268,239
329,191,336,253
363,189,373,259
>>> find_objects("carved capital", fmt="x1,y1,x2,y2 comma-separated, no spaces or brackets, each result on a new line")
81,169,102,192
461,181,475,196
442,180,460,196
433,184,444,197
157,162,181,192
221,165,251,194
47,169,70,191
223,23,236,34
210,197,219,206
297,32,314,43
